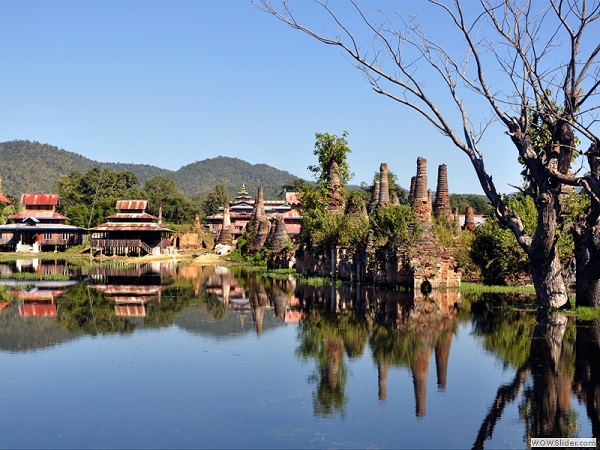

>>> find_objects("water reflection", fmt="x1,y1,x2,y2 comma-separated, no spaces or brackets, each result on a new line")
470,302,582,448
0,260,598,447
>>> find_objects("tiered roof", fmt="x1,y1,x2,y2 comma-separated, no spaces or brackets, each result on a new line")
90,200,172,232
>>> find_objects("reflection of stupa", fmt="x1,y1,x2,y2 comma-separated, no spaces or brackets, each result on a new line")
369,289,460,418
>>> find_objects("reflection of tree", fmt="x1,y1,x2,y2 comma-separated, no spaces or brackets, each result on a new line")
143,285,199,327
296,311,370,418
574,320,600,438
470,294,537,369
472,310,578,449
204,292,226,320
521,313,577,441
57,283,138,335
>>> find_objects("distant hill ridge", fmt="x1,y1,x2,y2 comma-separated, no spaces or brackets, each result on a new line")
0,140,301,199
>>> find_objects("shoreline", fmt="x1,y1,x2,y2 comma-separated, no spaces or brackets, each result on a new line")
0,250,229,266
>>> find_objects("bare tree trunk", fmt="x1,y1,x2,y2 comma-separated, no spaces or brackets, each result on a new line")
574,219,600,307
528,191,568,309
574,145,600,306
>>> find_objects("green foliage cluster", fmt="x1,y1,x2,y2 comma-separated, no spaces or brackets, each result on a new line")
299,188,371,252
369,204,421,249
299,132,421,258
57,168,144,228
0,199,16,225
469,191,586,285
201,184,231,217
308,131,353,188
449,193,492,215
470,196,533,285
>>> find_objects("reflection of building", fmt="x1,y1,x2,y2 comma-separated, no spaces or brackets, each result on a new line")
89,263,165,317
205,186,302,238
0,194,86,252
90,285,162,317
12,287,66,317
90,200,174,256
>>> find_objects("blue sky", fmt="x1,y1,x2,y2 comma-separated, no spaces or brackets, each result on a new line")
0,0,529,195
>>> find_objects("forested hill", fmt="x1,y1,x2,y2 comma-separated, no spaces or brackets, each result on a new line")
0,140,301,199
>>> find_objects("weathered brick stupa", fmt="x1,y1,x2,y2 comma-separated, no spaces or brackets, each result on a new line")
463,206,476,232
245,187,271,254
216,203,233,246
413,157,432,224
327,161,345,212
266,215,290,253
405,157,461,292
377,163,390,207
433,164,452,219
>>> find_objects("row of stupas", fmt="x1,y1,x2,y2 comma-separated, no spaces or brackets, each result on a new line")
371,157,476,231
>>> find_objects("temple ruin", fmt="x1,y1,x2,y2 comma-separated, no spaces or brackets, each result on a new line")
295,156,463,291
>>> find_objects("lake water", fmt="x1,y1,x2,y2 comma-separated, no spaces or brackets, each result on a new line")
0,259,597,449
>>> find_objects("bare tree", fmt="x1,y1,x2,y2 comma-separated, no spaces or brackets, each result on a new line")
254,0,600,307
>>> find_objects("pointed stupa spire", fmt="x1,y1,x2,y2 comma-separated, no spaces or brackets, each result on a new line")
378,163,390,206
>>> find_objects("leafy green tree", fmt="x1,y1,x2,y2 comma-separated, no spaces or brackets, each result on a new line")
57,168,142,227
369,204,421,250
0,195,16,225
470,194,536,285
143,176,197,224
280,178,309,199
450,194,492,216
202,184,230,217
309,131,353,188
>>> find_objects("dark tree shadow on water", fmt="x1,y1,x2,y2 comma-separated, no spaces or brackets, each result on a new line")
472,311,581,449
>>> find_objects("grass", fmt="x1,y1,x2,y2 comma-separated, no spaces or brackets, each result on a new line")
460,282,536,295
561,297,600,320
0,272,71,281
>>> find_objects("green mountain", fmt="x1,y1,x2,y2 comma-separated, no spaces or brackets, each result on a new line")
0,140,301,199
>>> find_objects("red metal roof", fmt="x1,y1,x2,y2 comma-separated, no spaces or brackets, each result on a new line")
114,304,146,317
0,194,11,204
9,211,68,220
116,200,147,211
19,303,57,317
10,289,64,300
106,213,156,220
89,222,172,232
20,194,59,206
92,285,161,295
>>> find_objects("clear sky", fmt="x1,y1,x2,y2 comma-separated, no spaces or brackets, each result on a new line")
0,0,529,195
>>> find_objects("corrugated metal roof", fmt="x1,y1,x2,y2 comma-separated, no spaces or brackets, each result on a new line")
20,194,59,206
106,213,157,220
0,223,85,231
89,222,173,232
18,304,57,317
92,285,161,295
116,200,147,211
114,304,146,317
9,211,68,220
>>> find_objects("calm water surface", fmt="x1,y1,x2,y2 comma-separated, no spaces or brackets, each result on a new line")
0,259,596,449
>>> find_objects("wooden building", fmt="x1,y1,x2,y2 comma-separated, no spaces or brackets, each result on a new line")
0,194,86,252
89,200,173,256
205,185,302,238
